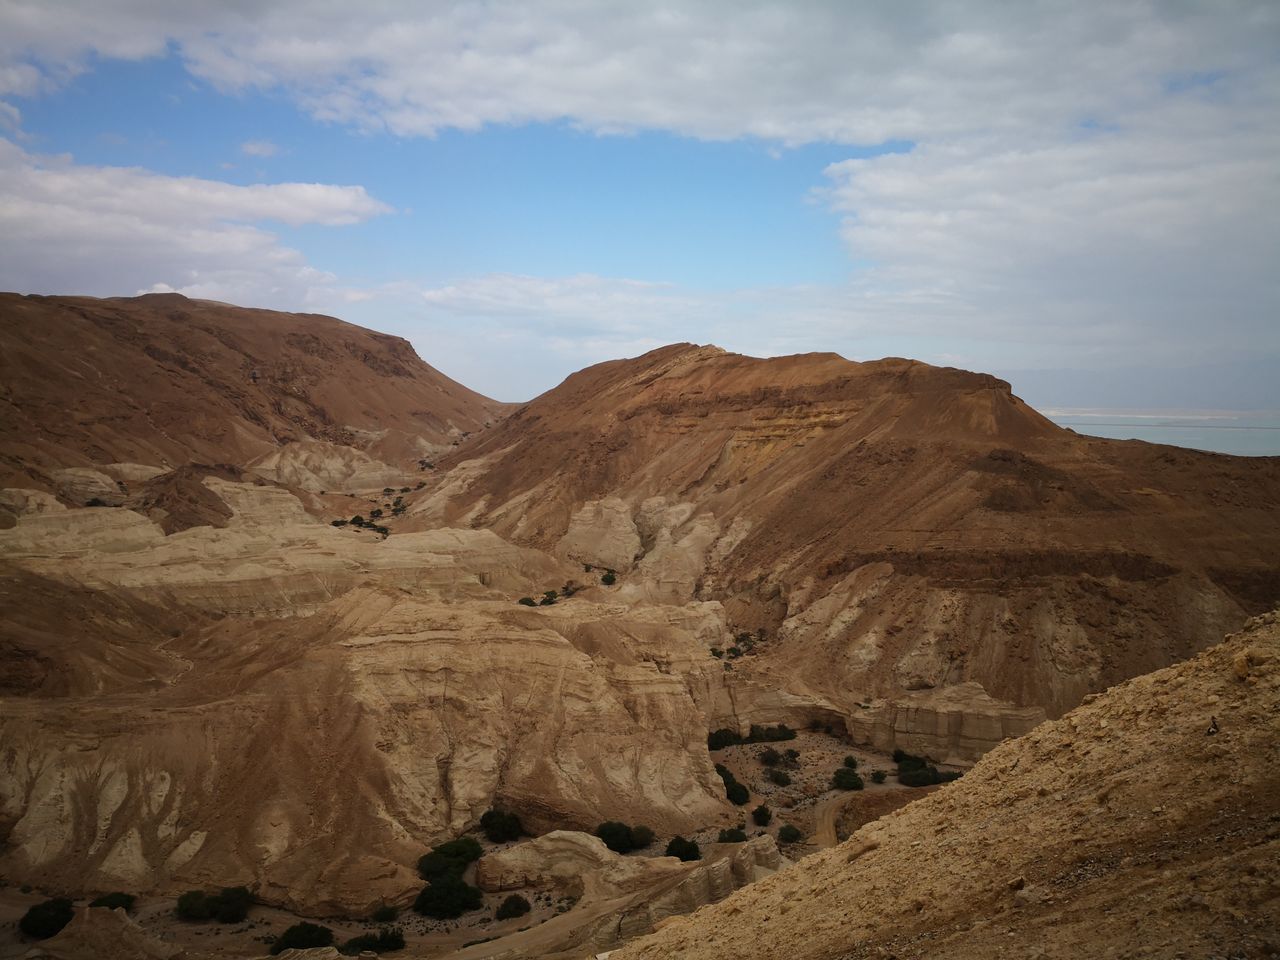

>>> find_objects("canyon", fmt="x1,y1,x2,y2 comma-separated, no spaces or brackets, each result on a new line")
1,293,1277,958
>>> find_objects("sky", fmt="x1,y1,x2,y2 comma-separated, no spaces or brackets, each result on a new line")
0,2,1277,409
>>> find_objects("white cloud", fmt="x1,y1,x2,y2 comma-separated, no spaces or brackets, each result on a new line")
240,139,278,157
0,138,390,305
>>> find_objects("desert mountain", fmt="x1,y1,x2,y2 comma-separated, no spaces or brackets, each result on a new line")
0,292,508,494
429,343,1280,720
1,296,1278,956
612,612,1280,960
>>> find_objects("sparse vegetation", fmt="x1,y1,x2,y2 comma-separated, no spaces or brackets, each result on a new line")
665,836,701,861
893,750,962,787
778,824,803,844
19,898,74,940
831,767,864,791
413,874,484,919
843,755,858,769
418,836,482,879
495,894,531,920
480,808,523,843
601,570,617,585
766,768,791,786
595,821,653,853
371,904,398,923
707,723,796,752
271,922,333,954
752,804,772,826
89,892,135,911
539,590,558,606
715,763,750,805
871,769,888,784
339,927,404,955
518,597,537,606
717,827,748,843
759,747,782,766
175,886,252,923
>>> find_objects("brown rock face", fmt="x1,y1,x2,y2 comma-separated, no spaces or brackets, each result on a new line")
432,343,1280,719
0,292,508,492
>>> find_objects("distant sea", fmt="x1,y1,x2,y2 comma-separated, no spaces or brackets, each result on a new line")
1043,410,1280,457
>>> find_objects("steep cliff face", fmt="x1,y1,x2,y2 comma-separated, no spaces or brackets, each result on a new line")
0,292,509,492
426,344,1280,721
611,613,1280,960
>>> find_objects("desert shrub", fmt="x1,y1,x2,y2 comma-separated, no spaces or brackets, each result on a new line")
383,487,394,494
727,646,742,658
584,563,594,572
893,750,928,771
751,804,772,827
707,728,742,751
778,824,803,844
710,648,723,658
351,515,365,525
766,768,791,787
746,724,796,743
19,898,74,940
413,874,483,919
480,809,523,843
714,763,750,805
418,836,482,879
897,767,941,787
517,597,537,606
843,755,858,770
271,922,333,954
630,825,655,849
175,891,211,921
595,821,635,854
784,748,800,764
831,767,864,790
871,769,888,784
89,892,135,911
330,519,348,527
538,596,556,605
495,894,531,920
601,570,617,585
369,508,383,518
210,887,251,923
758,747,782,767
340,927,404,955
665,836,700,862
717,827,747,843
371,904,398,922
940,769,964,782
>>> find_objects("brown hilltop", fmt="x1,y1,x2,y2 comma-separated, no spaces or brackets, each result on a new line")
0,292,509,492
433,342,1280,720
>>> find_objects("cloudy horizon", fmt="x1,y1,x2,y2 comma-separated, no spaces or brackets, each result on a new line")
0,1,1277,413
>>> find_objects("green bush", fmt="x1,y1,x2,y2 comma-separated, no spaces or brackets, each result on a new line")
751,804,772,826
601,571,617,585
89,892,135,911
630,825,655,849
480,809,523,843
832,767,864,790
339,927,404,955
595,821,635,854
707,728,742,751
418,836,483,879
778,824,803,844
871,769,888,784
495,894,531,920
518,597,537,606
717,827,747,843
727,781,749,805
665,836,700,862
413,874,483,919
271,922,333,954
758,747,782,767
766,768,791,787
175,887,252,923
893,750,928,771
746,724,796,743
19,898,74,940
371,904,398,922
843,755,858,770
897,765,961,787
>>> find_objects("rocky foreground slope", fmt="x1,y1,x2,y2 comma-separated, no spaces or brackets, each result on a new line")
613,613,1280,960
